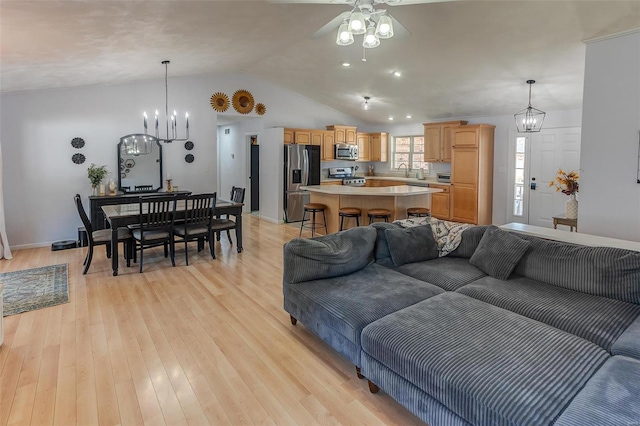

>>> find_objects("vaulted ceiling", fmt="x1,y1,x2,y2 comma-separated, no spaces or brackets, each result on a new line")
1,0,639,123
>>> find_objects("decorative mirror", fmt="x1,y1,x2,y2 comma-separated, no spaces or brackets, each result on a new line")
117,134,163,193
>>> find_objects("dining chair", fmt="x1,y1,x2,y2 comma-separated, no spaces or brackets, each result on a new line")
132,194,178,273
213,186,245,244
173,193,217,265
74,194,133,274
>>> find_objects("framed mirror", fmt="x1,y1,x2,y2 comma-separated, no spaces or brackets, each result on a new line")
117,134,163,193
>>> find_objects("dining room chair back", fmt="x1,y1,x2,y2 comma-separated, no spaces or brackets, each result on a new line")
134,194,179,272
213,186,245,245
174,192,217,265
230,186,246,203
74,194,133,274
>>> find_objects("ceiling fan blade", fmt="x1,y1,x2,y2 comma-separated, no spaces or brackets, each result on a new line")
388,13,410,38
310,11,352,39
381,0,460,5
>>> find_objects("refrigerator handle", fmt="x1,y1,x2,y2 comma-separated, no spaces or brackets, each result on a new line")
303,148,309,186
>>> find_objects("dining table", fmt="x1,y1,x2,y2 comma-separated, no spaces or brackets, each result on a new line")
102,199,244,276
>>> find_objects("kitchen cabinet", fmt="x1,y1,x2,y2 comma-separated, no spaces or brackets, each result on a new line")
451,124,495,225
356,132,388,162
283,128,312,144
327,125,357,145
424,120,468,162
429,184,451,220
312,130,335,161
321,181,342,186
366,179,406,187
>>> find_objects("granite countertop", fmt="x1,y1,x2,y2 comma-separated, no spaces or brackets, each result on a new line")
301,185,443,196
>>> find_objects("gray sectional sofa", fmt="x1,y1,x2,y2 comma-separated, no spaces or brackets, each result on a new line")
282,223,640,425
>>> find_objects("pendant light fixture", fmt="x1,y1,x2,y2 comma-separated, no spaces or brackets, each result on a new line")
514,80,546,133
361,96,371,110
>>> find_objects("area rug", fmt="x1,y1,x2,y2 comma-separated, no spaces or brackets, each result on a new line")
1,264,69,316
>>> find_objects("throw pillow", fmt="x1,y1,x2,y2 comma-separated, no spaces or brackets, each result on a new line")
469,225,530,280
385,225,439,267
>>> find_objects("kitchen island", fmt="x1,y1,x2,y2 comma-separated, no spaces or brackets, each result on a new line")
301,185,443,234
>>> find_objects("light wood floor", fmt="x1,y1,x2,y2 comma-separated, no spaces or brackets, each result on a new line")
0,215,423,426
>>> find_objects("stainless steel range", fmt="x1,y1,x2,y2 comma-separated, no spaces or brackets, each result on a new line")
328,167,366,187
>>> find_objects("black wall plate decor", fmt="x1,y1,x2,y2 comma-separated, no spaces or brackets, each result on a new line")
185,154,194,163
71,137,85,149
184,141,194,150
72,153,86,164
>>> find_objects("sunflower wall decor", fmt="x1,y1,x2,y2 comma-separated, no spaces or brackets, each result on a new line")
232,89,254,114
255,103,267,115
210,92,229,112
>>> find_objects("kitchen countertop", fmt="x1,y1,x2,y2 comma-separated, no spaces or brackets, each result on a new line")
319,176,451,186
301,185,443,196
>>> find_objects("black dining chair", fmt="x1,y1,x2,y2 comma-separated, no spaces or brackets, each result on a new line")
173,193,217,265
132,194,178,272
213,186,245,244
74,194,133,274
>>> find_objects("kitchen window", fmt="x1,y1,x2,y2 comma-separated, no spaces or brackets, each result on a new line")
392,135,428,171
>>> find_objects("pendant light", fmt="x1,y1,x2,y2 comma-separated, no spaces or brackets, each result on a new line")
514,80,546,133
361,96,371,110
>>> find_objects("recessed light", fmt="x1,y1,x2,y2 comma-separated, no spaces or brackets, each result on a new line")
406,114,412,119
393,71,402,77
388,116,394,121
341,61,351,67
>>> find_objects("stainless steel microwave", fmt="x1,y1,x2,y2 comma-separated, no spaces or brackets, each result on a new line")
335,143,358,160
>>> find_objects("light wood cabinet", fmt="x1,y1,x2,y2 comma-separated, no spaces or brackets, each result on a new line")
355,132,388,162
451,124,495,225
320,181,342,186
327,125,357,145
365,179,406,187
312,130,335,161
429,184,451,220
283,128,312,144
423,121,468,162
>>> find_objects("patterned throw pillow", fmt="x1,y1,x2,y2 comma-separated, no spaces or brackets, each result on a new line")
469,226,531,280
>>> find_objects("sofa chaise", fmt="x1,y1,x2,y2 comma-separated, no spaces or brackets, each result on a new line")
282,223,640,425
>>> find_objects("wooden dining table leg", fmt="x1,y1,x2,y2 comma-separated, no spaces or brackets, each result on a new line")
235,212,243,253
110,222,119,276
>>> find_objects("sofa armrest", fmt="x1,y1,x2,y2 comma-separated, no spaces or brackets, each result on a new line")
612,313,640,360
283,226,376,284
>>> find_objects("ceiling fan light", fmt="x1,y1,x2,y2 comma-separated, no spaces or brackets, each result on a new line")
349,12,366,35
336,20,354,46
374,15,394,39
363,24,380,48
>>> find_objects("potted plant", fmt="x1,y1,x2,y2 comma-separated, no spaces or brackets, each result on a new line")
550,169,580,219
87,163,108,196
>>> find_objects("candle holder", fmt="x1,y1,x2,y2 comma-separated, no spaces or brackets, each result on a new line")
166,178,173,192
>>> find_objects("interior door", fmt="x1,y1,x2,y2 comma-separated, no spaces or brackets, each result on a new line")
507,127,581,227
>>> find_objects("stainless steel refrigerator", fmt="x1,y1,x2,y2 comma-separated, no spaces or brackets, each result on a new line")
284,144,321,222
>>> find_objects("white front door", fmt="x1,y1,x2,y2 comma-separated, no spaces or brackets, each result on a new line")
507,127,581,227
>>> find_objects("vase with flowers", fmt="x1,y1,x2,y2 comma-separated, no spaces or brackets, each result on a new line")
550,169,579,219
87,163,108,196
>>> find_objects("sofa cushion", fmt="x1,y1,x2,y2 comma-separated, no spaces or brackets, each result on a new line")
457,275,640,351
283,226,376,284
371,222,401,262
389,257,486,291
448,225,489,259
611,314,640,360
284,263,443,347
469,226,530,280
555,356,640,426
385,225,439,266
361,292,609,426
513,234,640,304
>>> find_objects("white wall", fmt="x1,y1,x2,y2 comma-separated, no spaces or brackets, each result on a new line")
368,108,583,225
580,30,640,241
1,71,364,247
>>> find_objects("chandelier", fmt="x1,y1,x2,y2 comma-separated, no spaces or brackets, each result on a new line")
336,3,394,48
514,80,546,133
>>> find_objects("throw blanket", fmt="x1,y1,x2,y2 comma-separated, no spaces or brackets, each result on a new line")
393,217,473,257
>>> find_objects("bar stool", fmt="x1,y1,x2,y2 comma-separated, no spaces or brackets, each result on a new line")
407,207,431,218
338,207,361,231
300,203,328,237
368,208,392,224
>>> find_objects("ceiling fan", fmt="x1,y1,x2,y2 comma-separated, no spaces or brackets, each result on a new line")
269,0,456,47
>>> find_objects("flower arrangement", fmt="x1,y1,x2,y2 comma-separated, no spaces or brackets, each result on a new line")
550,169,579,196
87,163,108,187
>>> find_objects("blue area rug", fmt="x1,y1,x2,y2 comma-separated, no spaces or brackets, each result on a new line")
1,264,69,316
